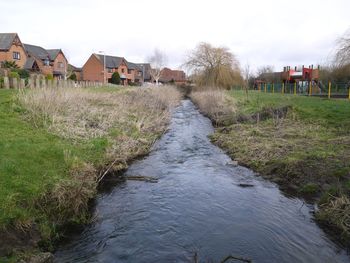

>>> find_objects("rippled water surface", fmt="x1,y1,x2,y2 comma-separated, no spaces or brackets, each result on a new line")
55,100,349,263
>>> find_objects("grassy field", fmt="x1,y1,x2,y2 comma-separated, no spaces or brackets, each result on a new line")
191,89,350,242
0,86,181,260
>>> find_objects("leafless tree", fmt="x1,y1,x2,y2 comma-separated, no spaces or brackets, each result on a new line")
148,49,167,85
183,42,243,89
256,65,274,77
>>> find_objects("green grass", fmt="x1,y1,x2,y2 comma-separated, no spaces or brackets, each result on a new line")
230,90,350,130
192,88,350,242
86,85,125,93
0,90,109,228
210,90,350,195
0,85,180,259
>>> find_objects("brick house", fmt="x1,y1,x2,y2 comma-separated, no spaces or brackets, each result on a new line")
160,67,186,85
47,49,68,79
82,53,143,85
0,33,27,68
23,43,68,79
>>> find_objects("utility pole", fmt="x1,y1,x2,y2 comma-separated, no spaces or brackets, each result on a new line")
99,51,106,84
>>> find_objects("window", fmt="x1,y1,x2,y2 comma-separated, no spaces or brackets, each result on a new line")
107,68,113,73
121,68,125,73
58,62,64,69
13,52,20,60
44,59,50,66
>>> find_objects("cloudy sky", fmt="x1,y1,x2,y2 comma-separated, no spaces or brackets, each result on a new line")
1,0,349,74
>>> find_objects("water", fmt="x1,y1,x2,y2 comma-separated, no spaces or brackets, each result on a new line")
55,100,349,263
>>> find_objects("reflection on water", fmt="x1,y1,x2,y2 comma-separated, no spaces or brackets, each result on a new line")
55,100,349,263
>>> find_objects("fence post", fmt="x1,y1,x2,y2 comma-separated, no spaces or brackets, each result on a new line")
328,81,331,99
4,77,9,89
308,81,312,96
282,82,285,94
264,83,267,93
35,76,40,89
42,78,47,89
348,87,350,101
20,79,25,89
294,82,296,95
12,78,18,89
272,83,274,94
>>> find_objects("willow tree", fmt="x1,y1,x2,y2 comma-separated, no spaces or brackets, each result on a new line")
335,29,350,66
184,42,243,89
331,29,350,82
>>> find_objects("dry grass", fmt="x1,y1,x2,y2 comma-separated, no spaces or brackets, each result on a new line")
317,195,350,239
13,85,182,240
18,86,182,140
190,88,236,125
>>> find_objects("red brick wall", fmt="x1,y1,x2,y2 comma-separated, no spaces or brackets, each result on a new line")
52,52,68,76
0,44,27,68
82,54,104,82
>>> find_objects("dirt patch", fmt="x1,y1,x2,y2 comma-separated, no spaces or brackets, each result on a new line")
0,226,41,257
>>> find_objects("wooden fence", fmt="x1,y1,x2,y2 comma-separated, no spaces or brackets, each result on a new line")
0,76,117,89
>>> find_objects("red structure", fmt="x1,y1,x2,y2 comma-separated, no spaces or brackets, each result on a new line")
255,65,323,94
280,65,319,83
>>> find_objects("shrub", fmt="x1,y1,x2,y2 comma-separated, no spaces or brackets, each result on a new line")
110,72,121,85
9,71,20,79
69,73,77,81
16,69,30,79
1,60,19,69
46,74,54,80
190,89,236,125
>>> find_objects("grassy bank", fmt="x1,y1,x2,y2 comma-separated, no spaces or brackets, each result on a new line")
191,89,350,242
0,86,181,261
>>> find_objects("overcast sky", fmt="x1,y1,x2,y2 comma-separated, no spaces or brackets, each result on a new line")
1,0,349,73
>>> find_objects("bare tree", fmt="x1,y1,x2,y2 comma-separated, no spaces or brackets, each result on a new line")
256,65,274,77
148,49,167,85
183,42,243,89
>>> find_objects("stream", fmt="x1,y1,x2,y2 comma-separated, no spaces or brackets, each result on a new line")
55,100,350,263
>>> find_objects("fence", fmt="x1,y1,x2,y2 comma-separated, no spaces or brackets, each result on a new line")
0,75,117,89
235,81,350,100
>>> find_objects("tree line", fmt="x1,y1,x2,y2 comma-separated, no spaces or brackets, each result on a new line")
182,28,350,89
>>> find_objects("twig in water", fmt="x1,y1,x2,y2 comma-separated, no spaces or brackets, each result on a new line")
220,255,252,263
96,158,120,184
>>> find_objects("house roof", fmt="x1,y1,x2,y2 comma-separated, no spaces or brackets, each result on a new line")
68,64,82,72
95,54,124,68
24,57,36,69
46,49,61,60
23,43,50,60
0,33,18,51
127,62,142,71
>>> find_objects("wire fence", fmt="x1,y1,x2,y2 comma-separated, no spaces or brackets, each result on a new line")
233,81,350,99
